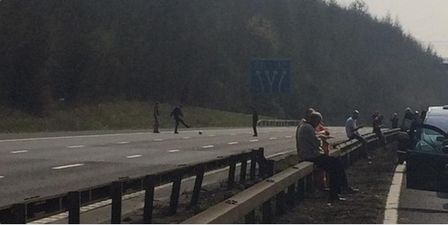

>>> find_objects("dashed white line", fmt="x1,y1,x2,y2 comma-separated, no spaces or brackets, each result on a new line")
202,145,215,149
228,142,239,145
183,137,191,139
269,137,278,140
117,141,129,144
153,139,163,142
249,139,259,142
126,154,142,159
168,149,180,153
67,145,85,148
52,163,84,170
10,150,28,154
207,134,216,137
0,176,4,179
285,136,292,138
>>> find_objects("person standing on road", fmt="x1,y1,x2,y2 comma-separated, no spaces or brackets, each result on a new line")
153,102,160,133
345,110,372,164
297,111,358,203
170,105,190,134
390,113,399,129
252,107,259,137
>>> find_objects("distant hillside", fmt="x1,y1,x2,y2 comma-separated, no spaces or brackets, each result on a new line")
0,0,446,125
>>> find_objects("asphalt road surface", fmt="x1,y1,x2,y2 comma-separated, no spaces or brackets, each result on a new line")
398,177,448,223
0,126,350,207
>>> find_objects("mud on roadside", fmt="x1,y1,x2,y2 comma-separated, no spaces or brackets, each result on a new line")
275,143,398,224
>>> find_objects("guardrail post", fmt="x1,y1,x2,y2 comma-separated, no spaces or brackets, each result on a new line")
305,173,314,193
297,179,305,200
169,173,182,215
190,166,205,207
287,184,296,207
275,191,286,216
111,181,122,224
68,191,81,224
143,175,155,224
227,156,237,189
10,203,26,224
261,200,272,223
239,156,248,185
245,210,257,223
249,150,257,180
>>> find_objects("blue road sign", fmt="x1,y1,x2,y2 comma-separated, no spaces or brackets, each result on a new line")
250,59,290,93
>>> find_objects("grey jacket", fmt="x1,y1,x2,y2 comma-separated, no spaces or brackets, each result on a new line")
296,123,321,160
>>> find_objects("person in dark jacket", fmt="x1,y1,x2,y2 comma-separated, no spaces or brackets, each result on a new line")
252,107,259,137
170,105,189,134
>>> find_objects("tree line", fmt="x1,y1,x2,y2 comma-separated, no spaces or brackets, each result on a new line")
0,0,446,124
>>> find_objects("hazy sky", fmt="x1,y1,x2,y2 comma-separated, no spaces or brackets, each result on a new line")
335,0,448,58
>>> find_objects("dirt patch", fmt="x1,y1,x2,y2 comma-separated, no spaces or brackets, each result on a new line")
275,143,398,224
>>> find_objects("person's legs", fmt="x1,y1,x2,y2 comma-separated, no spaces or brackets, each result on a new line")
178,119,190,128
353,134,370,160
309,155,344,199
252,123,258,136
154,117,159,133
174,120,179,133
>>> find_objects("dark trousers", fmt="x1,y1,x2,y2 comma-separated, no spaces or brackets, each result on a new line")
307,155,348,198
374,129,386,146
174,119,188,133
252,122,258,136
153,116,159,133
351,133,370,159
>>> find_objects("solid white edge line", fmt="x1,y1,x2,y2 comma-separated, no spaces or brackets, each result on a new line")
202,145,214,149
126,155,142,159
383,164,406,224
52,163,84,170
10,150,29,154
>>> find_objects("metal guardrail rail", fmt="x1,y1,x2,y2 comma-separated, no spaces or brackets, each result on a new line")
0,148,272,224
182,129,401,224
257,119,300,127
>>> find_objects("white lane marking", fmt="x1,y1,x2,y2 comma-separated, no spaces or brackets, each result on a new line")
383,164,406,224
208,134,216,137
269,137,278,140
117,141,129,144
230,133,237,136
0,132,153,143
202,145,214,149
249,139,259,142
126,154,142,159
67,145,85,149
0,176,4,179
52,163,84,170
168,149,180,153
285,136,292,138
228,142,239,145
183,137,191,139
153,139,163,142
10,150,29,154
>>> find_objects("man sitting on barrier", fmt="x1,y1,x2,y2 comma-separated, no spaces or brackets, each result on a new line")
297,111,358,203
345,110,372,164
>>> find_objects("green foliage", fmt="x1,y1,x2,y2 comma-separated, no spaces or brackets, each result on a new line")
0,101,262,132
0,0,446,126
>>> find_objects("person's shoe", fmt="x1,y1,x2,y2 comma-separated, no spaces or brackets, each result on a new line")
342,186,359,194
328,194,346,203
174,131,179,134
186,125,190,128
253,134,258,137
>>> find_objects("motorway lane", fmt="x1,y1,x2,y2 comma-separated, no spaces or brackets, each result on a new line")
0,127,348,207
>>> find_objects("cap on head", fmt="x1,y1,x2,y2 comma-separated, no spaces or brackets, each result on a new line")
309,111,322,126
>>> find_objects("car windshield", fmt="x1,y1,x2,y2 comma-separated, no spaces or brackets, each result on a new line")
416,127,447,154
